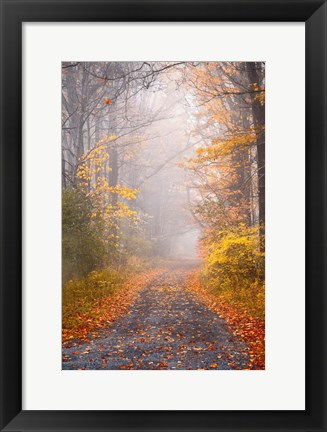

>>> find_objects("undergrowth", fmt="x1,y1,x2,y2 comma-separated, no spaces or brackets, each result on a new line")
62,257,160,333
201,223,265,320
62,268,125,331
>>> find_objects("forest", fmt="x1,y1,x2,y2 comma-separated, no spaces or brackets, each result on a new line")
62,61,265,370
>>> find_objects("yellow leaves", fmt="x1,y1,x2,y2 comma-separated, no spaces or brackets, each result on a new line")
256,91,265,106
252,82,259,92
199,223,265,324
186,270,265,370
62,268,164,344
75,135,140,248
192,126,257,165
109,185,139,200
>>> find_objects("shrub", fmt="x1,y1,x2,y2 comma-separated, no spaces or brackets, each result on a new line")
62,187,106,281
62,268,125,330
202,224,265,318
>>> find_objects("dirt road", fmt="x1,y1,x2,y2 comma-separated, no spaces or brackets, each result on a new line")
62,267,249,369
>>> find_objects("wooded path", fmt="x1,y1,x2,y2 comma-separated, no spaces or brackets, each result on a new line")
62,267,249,370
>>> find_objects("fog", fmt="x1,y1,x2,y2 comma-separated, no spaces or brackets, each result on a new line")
62,62,204,262
62,61,264,266
130,78,202,258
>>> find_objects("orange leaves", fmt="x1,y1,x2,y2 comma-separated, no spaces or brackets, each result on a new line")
118,364,133,369
62,269,164,345
156,362,168,368
104,99,111,105
186,271,265,370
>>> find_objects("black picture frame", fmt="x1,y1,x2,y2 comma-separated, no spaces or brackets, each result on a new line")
0,1,326,431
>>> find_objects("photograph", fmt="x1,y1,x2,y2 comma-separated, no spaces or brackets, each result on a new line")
61,61,265,370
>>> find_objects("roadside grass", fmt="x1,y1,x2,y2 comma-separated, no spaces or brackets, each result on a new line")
204,278,265,321
187,271,265,369
62,268,125,332
62,259,164,344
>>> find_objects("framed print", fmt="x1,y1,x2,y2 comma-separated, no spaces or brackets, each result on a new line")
60,59,266,373
0,0,326,431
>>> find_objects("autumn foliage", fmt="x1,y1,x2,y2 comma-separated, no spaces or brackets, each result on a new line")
63,268,164,345
181,62,265,367
186,271,265,369
62,62,265,369
201,224,264,318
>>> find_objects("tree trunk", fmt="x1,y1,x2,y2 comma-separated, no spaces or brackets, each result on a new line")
109,146,119,238
62,149,67,189
109,146,118,206
246,62,265,251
